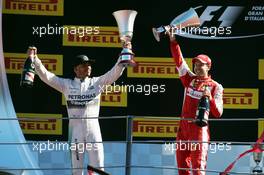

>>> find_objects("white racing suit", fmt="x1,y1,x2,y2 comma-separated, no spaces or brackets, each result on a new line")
34,57,124,175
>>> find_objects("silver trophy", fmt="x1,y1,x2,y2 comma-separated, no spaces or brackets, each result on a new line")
252,144,263,174
152,8,201,42
113,10,137,67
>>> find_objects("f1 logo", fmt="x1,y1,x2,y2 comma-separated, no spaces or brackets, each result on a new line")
199,6,244,27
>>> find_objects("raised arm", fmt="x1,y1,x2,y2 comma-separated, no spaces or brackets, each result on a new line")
97,58,125,86
169,35,195,87
34,55,65,93
97,42,131,86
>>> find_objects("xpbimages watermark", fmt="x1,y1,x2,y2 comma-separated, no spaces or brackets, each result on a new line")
32,24,100,37
99,82,166,96
171,25,232,37
32,140,100,154
163,141,232,154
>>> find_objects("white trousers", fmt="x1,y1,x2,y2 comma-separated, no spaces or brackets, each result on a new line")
69,119,104,175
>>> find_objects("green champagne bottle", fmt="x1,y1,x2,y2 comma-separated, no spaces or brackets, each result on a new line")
20,46,37,87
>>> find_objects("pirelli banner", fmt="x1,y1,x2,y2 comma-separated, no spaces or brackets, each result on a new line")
223,88,259,109
4,53,63,75
17,113,62,135
259,59,264,80
258,120,264,137
101,86,127,107
127,57,192,79
62,86,127,107
63,26,122,48
3,0,64,16
133,117,180,138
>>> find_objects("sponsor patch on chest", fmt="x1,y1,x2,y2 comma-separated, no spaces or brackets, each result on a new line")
68,94,96,100
186,87,203,99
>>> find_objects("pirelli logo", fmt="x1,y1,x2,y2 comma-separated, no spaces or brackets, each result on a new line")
4,53,63,75
101,86,127,107
223,88,259,109
17,113,62,135
133,118,180,138
127,57,192,78
259,59,264,80
63,26,122,47
3,0,64,16
62,86,127,107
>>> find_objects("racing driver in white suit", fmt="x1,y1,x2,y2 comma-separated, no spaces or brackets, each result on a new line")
30,44,129,175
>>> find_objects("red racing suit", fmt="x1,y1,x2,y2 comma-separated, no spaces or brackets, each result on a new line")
170,40,223,175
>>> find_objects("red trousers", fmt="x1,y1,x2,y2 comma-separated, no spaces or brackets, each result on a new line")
176,121,209,175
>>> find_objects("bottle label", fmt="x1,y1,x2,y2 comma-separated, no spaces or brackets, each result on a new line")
204,110,209,120
24,72,35,82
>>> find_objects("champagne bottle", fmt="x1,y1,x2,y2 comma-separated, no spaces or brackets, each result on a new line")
20,46,37,87
195,86,210,127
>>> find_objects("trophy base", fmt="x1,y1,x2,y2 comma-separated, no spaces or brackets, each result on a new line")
152,26,170,42
152,28,161,42
119,48,137,67
252,169,263,174
152,27,166,42
119,59,137,67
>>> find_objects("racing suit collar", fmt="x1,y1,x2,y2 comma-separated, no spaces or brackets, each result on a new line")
74,77,89,83
196,75,211,81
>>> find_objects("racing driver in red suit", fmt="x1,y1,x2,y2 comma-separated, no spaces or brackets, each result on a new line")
168,33,224,175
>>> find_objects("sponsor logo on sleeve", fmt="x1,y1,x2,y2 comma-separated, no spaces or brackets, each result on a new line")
127,57,192,78
17,113,62,135
4,53,63,75
223,88,259,109
3,0,64,16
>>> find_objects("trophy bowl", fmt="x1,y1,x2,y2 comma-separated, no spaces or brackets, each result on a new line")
113,10,138,67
